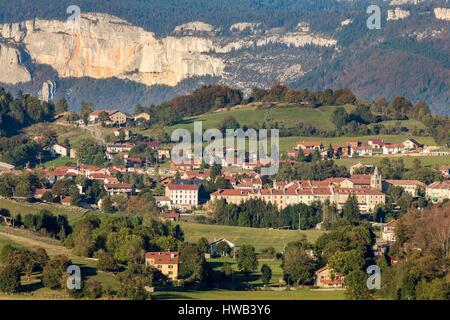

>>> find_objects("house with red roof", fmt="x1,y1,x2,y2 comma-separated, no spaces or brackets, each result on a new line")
145,252,180,280
165,184,199,210
382,220,398,243
315,266,345,288
104,183,136,196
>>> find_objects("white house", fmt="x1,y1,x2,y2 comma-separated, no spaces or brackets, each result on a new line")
51,144,70,157
134,113,151,121
381,220,398,243
0,161,14,170
165,184,199,211
426,181,450,203
383,180,427,197
209,238,235,257
383,143,405,155
403,138,423,151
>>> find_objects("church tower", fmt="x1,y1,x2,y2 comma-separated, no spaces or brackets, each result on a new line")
370,166,382,191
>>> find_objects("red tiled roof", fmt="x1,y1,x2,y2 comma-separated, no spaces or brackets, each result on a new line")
104,183,134,189
61,196,72,203
145,252,180,264
297,141,322,147
167,184,199,191
35,188,52,196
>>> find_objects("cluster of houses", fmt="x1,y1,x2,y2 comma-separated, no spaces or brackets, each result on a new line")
36,164,138,205
288,138,448,159
87,109,151,126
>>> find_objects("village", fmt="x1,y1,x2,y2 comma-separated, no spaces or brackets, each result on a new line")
0,107,449,292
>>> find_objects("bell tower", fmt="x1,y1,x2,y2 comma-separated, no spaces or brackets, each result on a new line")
370,166,382,191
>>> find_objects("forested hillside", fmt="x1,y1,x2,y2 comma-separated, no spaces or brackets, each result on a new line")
0,0,448,114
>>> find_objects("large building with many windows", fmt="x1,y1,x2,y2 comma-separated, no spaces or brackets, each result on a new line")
165,184,199,210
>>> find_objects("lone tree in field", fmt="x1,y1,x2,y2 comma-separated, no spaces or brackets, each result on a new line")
216,241,231,257
237,245,258,277
260,264,272,286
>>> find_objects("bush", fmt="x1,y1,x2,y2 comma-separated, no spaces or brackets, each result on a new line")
0,265,21,293
83,280,103,299
42,255,72,290
97,251,119,272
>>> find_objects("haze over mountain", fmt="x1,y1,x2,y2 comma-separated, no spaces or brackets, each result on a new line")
0,0,448,114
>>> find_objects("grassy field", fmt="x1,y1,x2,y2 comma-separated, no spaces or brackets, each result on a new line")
179,222,324,252
24,122,91,149
39,157,75,168
335,155,450,169
0,228,120,299
278,134,437,153
153,288,345,300
0,198,88,223
140,103,358,137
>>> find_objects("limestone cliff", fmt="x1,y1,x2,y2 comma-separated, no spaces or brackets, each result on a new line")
434,8,450,21
0,13,224,87
0,42,31,84
0,13,337,88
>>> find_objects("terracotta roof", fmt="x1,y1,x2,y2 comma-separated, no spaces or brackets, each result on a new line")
212,189,254,196
35,188,52,196
368,138,384,145
297,141,322,147
385,143,405,148
167,184,199,191
90,109,119,116
385,220,398,228
164,212,180,218
61,196,72,203
145,252,180,264
104,183,134,189
385,180,426,188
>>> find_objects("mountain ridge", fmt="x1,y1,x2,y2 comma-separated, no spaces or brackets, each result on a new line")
0,1,448,114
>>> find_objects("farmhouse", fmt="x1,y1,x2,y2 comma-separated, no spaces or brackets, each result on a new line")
104,183,136,196
426,181,450,203
383,143,405,155
381,220,398,243
134,112,151,121
209,238,235,257
296,141,322,151
403,138,423,150
315,266,345,288
145,252,180,280
51,144,71,157
368,138,384,148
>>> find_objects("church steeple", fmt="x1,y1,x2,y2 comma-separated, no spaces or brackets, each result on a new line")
370,166,382,191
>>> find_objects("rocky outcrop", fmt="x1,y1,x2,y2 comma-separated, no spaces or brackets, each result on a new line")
0,13,337,87
0,13,224,87
0,42,31,84
387,8,411,21
434,8,450,21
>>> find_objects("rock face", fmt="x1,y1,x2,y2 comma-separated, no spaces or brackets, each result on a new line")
387,8,411,21
434,8,450,21
0,13,336,88
0,42,31,84
0,13,224,87
40,80,56,102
